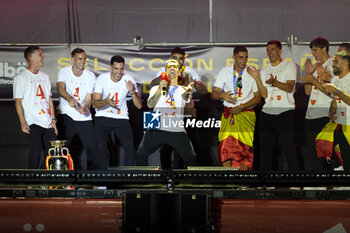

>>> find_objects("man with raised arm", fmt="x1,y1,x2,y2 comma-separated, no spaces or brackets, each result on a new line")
93,55,142,169
151,47,206,168
317,51,350,170
137,59,196,167
299,38,334,170
249,40,299,171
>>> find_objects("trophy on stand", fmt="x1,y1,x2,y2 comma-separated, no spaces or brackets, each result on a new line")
45,140,74,170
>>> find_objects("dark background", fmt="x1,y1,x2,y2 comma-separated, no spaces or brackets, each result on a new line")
0,0,348,169
0,0,349,43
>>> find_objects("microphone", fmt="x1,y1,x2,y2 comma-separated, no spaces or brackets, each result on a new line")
160,72,169,96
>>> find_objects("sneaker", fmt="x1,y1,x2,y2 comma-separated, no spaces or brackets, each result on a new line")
303,187,327,190
334,166,344,171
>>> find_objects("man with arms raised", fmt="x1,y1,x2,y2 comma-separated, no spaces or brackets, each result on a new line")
319,51,350,170
137,59,196,167
249,40,299,171
93,55,142,169
300,38,334,170
151,47,206,168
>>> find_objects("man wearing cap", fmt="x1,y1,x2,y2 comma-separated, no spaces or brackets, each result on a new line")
136,59,197,167
150,47,206,168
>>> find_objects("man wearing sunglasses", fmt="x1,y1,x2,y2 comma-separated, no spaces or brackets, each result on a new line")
150,47,206,169
137,59,197,167
211,46,261,170
249,40,298,171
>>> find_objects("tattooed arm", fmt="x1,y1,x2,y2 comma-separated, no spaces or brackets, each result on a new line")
147,80,167,108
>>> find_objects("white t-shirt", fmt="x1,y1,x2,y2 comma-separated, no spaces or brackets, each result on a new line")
331,73,350,126
94,72,137,120
57,66,96,121
213,65,258,108
260,60,297,115
155,66,200,81
305,58,334,119
149,85,189,132
13,69,53,129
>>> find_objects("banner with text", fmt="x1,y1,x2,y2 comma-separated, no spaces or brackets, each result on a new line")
0,44,339,99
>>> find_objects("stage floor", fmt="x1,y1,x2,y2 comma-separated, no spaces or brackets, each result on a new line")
1,198,349,233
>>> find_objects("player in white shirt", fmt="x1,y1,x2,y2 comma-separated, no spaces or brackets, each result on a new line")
136,59,196,167
211,46,261,170
299,38,334,170
322,51,350,170
57,48,97,170
151,47,206,168
92,55,142,169
13,46,57,169
249,40,299,171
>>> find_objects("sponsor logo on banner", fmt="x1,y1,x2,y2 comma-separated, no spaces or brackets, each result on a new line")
0,62,27,79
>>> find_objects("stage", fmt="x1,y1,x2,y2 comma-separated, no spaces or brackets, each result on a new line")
1,168,350,233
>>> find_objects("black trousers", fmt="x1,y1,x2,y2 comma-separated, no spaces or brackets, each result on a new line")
259,110,299,171
95,117,136,169
334,126,350,171
27,124,56,169
137,130,196,167
302,117,329,170
63,114,96,170
159,117,200,169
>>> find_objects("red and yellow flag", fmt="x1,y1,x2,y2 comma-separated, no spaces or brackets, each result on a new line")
315,122,350,165
218,107,255,170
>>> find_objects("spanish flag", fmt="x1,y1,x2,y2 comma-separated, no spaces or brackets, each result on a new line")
218,107,255,170
315,122,350,165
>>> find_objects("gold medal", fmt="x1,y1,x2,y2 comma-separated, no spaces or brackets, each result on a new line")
233,95,238,102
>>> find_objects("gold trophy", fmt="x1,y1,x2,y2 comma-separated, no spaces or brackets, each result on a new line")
45,140,74,170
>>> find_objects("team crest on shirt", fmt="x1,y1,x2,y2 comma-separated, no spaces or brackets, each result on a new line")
143,110,161,129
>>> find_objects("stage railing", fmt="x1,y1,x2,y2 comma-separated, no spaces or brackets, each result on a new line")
1,168,350,187
1,168,350,199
